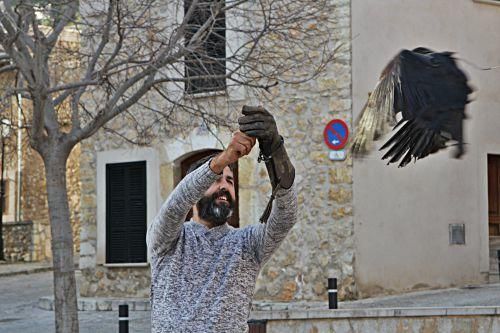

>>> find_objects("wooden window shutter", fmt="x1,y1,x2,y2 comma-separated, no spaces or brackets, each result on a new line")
106,161,147,263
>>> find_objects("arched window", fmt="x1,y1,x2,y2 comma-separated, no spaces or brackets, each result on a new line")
179,150,239,228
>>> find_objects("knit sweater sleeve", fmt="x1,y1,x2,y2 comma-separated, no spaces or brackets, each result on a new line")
247,182,298,264
146,161,220,257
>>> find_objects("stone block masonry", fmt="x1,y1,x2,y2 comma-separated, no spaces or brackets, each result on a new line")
2,221,33,261
251,0,354,302
250,306,500,333
78,0,354,303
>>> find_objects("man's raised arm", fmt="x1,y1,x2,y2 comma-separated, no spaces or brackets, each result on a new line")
146,131,256,257
239,106,298,263
252,183,297,263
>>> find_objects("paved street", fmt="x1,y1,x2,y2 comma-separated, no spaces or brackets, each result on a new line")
2,270,500,333
0,271,151,333
346,282,500,308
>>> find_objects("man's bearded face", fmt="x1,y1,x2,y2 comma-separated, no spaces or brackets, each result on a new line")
196,188,235,226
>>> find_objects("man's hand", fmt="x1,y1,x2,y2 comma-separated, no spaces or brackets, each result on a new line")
210,131,256,174
238,105,281,156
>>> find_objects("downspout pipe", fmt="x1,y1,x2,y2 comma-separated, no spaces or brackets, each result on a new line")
16,92,22,223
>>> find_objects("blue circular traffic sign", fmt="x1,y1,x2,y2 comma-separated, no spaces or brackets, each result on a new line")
323,119,349,150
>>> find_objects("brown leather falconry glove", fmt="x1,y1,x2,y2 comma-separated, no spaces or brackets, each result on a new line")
238,105,295,190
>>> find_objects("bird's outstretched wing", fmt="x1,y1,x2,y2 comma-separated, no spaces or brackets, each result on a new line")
351,47,473,167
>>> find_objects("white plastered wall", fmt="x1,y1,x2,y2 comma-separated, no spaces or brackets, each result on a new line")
352,0,500,295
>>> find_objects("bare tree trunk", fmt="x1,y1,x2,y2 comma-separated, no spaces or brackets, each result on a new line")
44,149,79,333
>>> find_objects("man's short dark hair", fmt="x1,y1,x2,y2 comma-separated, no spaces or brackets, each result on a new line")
186,151,237,175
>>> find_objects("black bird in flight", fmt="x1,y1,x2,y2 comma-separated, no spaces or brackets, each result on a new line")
351,47,473,167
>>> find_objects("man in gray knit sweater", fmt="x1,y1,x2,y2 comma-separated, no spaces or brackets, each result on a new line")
147,106,297,332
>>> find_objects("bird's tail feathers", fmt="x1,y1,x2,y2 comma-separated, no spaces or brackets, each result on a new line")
380,120,448,167
351,75,397,156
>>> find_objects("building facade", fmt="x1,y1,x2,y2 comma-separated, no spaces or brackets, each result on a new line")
0,28,81,263
352,0,500,296
77,0,500,303
77,0,354,301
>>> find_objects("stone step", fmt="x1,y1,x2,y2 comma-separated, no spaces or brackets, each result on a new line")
38,295,150,311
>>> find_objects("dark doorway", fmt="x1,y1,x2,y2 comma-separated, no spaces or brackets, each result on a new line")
488,155,500,236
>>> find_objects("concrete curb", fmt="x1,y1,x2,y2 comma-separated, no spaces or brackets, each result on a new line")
0,266,52,277
249,306,500,321
38,294,500,320
38,296,150,311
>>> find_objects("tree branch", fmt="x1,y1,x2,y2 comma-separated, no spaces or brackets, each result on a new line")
66,0,116,133
45,0,79,52
74,72,157,142
0,8,35,85
48,79,101,94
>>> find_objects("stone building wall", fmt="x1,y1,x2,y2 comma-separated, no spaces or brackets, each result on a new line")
0,114,81,264
20,147,50,261
251,0,354,301
14,144,81,262
78,141,98,274
67,145,82,258
0,27,81,263
248,305,500,333
78,0,354,301
2,221,33,261
6,147,80,261
79,139,154,297
264,315,500,333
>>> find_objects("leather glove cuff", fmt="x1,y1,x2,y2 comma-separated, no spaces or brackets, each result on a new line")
259,134,282,157
259,137,295,189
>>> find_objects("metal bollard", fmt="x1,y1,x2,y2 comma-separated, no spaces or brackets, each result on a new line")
119,304,129,333
248,319,267,332
328,278,338,309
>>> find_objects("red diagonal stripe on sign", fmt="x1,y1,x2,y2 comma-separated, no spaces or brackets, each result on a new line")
328,123,348,147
